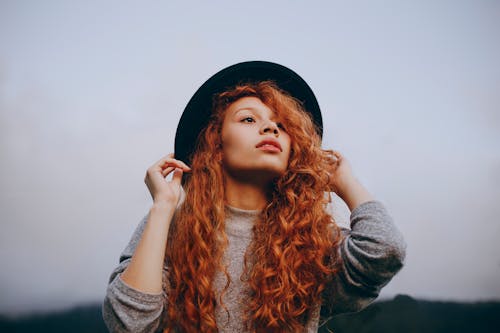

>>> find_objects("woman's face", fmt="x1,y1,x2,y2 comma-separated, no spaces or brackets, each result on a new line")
220,96,291,182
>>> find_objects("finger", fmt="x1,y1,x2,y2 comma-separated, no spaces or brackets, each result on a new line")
171,154,192,170
168,157,191,170
171,168,183,186
155,155,172,165
177,159,191,170
160,158,191,171
332,151,342,161
153,153,176,167
328,151,338,163
162,166,175,177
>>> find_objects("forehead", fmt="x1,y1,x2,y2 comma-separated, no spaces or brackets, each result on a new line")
224,96,276,117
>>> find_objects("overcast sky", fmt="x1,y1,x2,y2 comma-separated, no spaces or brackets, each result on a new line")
1,0,499,316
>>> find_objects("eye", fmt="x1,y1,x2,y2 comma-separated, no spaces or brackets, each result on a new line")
277,122,286,130
241,116,255,123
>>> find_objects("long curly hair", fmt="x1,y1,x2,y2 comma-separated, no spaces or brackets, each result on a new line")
163,81,343,332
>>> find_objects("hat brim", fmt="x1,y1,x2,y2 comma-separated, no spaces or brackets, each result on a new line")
174,60,322,164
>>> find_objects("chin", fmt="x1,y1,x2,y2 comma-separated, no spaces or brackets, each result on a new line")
224,163,288,183
254,164,288,179
255,157,288,174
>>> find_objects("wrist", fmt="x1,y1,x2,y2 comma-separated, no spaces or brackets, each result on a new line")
335,175,358,197
336,176,374,211
151,200,177,214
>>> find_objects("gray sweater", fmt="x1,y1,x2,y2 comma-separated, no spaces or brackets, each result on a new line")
102,196,406,332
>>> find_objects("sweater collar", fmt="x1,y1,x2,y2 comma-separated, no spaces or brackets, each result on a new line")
224,205,261,238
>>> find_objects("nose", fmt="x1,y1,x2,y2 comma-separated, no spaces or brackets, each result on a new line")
260,120,280,136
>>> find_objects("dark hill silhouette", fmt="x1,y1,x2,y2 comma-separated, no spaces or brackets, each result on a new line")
320,294,500,333
0,295,498,332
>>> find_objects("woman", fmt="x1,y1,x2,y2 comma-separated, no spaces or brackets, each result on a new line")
103,61,406,333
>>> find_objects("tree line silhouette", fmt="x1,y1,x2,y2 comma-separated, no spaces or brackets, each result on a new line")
1,295,498,332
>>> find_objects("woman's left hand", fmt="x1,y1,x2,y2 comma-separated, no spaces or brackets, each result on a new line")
326,150,356,196
326,150,374,211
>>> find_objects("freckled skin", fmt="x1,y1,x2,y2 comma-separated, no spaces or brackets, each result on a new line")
221,97,291,183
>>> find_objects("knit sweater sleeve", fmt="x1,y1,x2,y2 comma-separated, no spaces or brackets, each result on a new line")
102,212,167,333
321,199,407,318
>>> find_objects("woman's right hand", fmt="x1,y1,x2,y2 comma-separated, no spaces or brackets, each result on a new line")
144,154,191,206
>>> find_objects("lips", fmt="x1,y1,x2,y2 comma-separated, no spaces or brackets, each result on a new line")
256,139,282,152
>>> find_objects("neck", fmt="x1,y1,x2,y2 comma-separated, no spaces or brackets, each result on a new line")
224,173,269,210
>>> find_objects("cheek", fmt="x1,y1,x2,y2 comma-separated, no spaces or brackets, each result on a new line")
221,129,245,160
283,136,292,159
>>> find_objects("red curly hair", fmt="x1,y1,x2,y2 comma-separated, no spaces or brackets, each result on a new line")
163,81,343,332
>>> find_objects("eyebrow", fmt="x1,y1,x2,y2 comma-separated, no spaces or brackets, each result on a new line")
232,107,277,120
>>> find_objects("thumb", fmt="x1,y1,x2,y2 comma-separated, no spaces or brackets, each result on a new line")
171,168,183,186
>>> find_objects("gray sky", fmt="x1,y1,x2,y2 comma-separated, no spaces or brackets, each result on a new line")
1,0,499,316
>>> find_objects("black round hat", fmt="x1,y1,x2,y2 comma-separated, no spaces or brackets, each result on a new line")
174,60,322,164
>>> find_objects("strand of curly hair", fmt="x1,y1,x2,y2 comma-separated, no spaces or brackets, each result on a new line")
163,81,343,332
